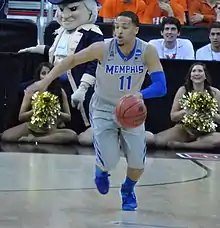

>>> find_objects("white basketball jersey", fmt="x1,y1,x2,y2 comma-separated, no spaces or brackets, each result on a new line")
95,37,149,105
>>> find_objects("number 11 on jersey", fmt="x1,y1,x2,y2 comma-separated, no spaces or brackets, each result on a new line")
119,75,132,91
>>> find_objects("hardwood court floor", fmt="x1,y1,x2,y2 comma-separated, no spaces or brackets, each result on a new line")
0,143,219,228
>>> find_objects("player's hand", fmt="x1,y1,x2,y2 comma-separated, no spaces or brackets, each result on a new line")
25,79,49,94
121,92,143,101
71,88,86,110
133,92,143,100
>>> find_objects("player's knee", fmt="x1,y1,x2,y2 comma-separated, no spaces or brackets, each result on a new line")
127,161,145,170
97,157,119,171
127,167,144,175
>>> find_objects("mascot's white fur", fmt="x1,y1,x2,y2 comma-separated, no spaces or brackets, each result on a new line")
20,0,104,145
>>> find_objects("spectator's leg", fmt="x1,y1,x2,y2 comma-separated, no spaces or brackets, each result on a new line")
155,124,192,147
78,127,93,146
20,129,78,144
145,131,155,145
1,123,29,142
168,132,220,149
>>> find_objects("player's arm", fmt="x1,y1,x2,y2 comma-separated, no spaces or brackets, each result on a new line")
140,44,167,99
43,41,105,87
81,30,104,87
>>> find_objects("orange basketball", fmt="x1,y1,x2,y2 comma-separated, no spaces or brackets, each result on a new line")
115,95,147,128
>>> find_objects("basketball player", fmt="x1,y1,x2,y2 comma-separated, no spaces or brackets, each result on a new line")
26,11,167,211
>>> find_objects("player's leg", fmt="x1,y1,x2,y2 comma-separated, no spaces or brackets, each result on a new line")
89,95,121,195
120,123,146,211
91,113,120,195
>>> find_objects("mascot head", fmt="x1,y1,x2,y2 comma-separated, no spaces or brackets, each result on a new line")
50,0,98,30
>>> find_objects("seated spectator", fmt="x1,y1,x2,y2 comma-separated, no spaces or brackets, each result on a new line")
175,0,188,11
98,0,146,23
143,0,185,24
144,0,188,12
196,22,220,61
175,0,189,23
189,0,219,26
1,62,77,144
149,17,195,59
216,2,220,21
155,62,220,149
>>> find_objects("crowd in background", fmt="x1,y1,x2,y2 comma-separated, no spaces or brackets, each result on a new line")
97,0,220,26
96,0,220,61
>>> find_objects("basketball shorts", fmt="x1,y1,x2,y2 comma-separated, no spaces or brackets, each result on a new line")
89,93,147,171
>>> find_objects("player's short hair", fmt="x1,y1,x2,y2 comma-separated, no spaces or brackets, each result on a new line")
160,17,181,33
116,11,139,27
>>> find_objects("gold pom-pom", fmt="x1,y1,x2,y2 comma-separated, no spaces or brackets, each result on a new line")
29,91,61,132
179,91,218,133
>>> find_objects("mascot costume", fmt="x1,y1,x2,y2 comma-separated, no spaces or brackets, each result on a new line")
20,0,104,145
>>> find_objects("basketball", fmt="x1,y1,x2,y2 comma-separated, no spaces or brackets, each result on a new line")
115,95,147,128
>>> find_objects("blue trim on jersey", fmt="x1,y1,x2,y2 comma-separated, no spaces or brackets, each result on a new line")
115,38,137,62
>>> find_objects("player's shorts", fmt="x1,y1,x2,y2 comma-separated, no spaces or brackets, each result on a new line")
89,93,147,171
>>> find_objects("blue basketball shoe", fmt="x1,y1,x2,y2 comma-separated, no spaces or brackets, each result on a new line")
95,167,110,195
120,184,137,211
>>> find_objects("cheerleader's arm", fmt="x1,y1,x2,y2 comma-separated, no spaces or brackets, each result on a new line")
19,93,33,122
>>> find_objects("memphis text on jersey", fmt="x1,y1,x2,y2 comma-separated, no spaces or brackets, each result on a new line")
105,64,144,75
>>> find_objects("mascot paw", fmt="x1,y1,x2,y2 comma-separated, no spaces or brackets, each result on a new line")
71,89,86,110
